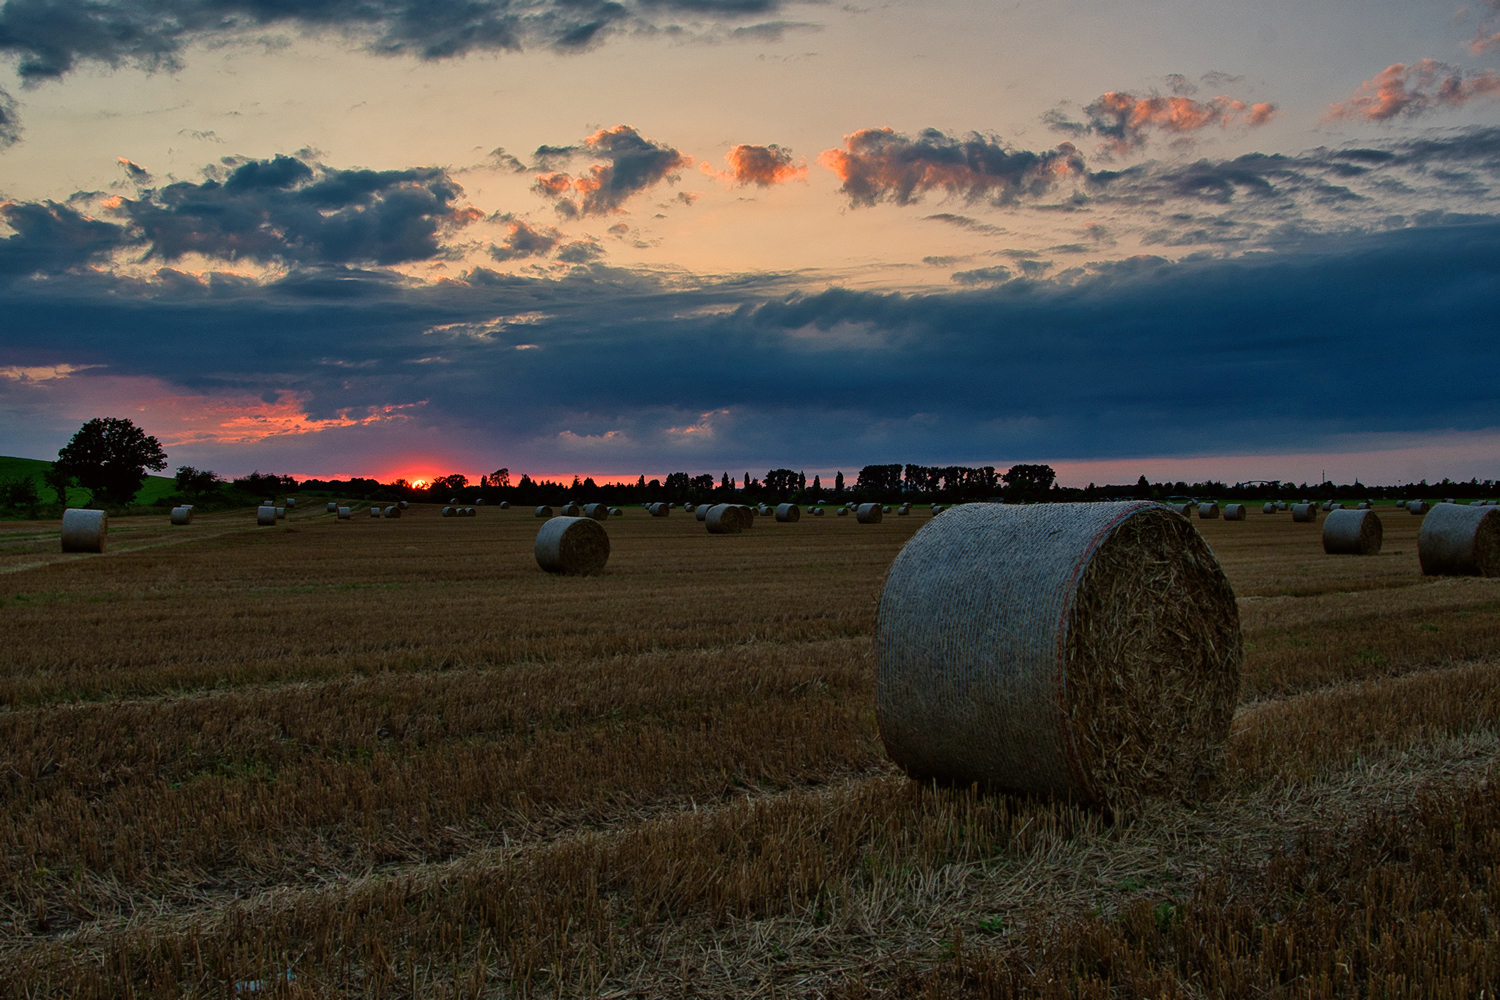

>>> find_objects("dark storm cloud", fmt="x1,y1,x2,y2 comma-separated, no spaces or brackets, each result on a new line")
0,0,805,81
0,200,126,276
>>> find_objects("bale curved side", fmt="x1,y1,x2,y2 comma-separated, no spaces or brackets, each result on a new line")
326,502,338,513
1197,502,1219,519
775,504,801,522
170,506,193,525
583,503,609,521
706,504,751,534
1323,508,1383,555
534,506,553,518
337,507,351,519
1223,504,1246,521
534,516,610,575
696,505,710,522
856,503,884,524
61,509,108,553
1419,503,1500,576
1409,501,1427,515
258,505,278,526
1261,502,1277,515
1291,503,1317,523
876,501,1241,806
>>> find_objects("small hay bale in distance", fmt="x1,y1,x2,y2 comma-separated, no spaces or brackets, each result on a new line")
384,505,400,518
560,502,583,517
582,503,610,521
61,508,108,553
813,506,825,516
611,507,622,516
1323,508,1383,555
1276,501,1289,511
1223,504,1246,521
1396,499,1408,509
857,503,884,523
1408,501,1428,515
1197,502,1219,519
337,506,351,519
837,507,849,516
898,503,911,515
534,516,610,575
882,505,893,513
705,504,752,534
1418,503,1500,577
695,504,710,522
876,501,1241,806
369,506,381,518
775,503,801,522
442,507,455,517
326,502,338,513
534,505,553,518
475,498,484,506
258,505,278,526
1168,503,1192,516
285,497,296,509
500,501,510,509
399,500,409,509
170,506,193,525
1261,502,1277,514
275,507,286,519
648,503,670,517
1291,503,1318,522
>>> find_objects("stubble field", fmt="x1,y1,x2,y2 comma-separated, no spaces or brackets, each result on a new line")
1,502,1498,998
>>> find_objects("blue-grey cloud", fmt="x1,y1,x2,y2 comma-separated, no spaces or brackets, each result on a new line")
0,84,19,149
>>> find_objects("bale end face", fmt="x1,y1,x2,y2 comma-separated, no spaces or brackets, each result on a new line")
1419,503,1500,576
61,509,108,553
705,504,753,534
1291,503,1318,523
1322,508,1383,555
534,516,611,575
856,503,884,524
775,504,801,522
877,501,1240,808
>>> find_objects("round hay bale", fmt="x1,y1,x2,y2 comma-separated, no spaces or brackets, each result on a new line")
582,503,610,521
706,504,752,534
932,505,945,514
775,503,802,522
1223,504,1246,521
399,500,409,509
1419,503,1500,576
275,506,286,519
337,506,351,519
1261,502,1277,515
695,504,711,522
882,505,893,514
857,503,884,524
813,506,825,516
1353,501,1370,510
1396,499,1408,509
442,507,454,517
285,497,296,509
500,501,510,509
369,506,381,518
648,503,670,518
475,498,484,506
837,507,849,516
535,506,554,518
1408,501,1428,515
61,508,108,552
683,503,696,513
1323,508,1383,555
1197,502,1219,520
170,506,193,525
1291,503,1318,523
611,507,622,516
384,505,400,518
1276,501,1289,511
258,505,278,526
876,501,1240,806
560,502,583,517
326,502,338,513
1169,503,1192,516
467,507,477,516
898,503,911,515
534,516,610,575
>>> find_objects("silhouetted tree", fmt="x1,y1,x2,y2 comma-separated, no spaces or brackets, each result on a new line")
55,417,167,507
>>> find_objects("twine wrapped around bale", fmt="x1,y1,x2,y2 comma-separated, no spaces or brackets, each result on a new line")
706,504,752,534
61,509,108,553
535,506,554,518
337,507,351,519
857,503,884,523
583,503,610,521
1197,502,1219,519
1223,504,1246,521
170,506,193,525
876,501,1241,806
1323,508,1383,555
775,504,801,522
1261,502,1277,515
326,502,338,513
534,516,610,575
258,506,278,526
1291,503,1318,523
1409,501,1428,515
1419,503,1500,576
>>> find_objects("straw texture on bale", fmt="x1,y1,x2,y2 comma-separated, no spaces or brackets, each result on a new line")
169,506,193,525
876,501,1241,806
705,504,752,534
1418,503,1500,577
337,507,351,519
61,508,108,553
583,503,609,521
258,506,278,526
775,503,801,522
1291,503,1318,522
1322,508,1383,555
326,502,338,513
1409,501,1428,515
383,506,400,518
534,506,553,518
856,503,884,524
534,516,610,575
1223,504,1246,521
1262,502,1277,515
1197,502,1219,519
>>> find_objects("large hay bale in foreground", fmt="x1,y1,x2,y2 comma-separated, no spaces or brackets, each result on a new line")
61,509,108,553
1323,508,1383,555
877,501,1241,806
706,504,752,534
534,516,610,575
775,503,801,522
534,506,553,518
1291,503,1317,523
1223,504,1246,521
1419,503,1500,577
258,506,278,526
856,503,884,524
169,506,193,525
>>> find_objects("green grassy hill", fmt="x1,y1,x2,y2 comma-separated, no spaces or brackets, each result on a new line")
0,456,178,508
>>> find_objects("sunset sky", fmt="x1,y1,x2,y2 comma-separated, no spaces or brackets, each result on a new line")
1,0,1497,487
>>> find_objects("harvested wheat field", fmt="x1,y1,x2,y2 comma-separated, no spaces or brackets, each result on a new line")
2,503,1499,998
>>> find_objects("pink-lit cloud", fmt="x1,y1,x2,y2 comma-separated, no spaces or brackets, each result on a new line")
1049,91,1277,154
531,125,691,217
1326,59,1500,121
701,144,808,187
